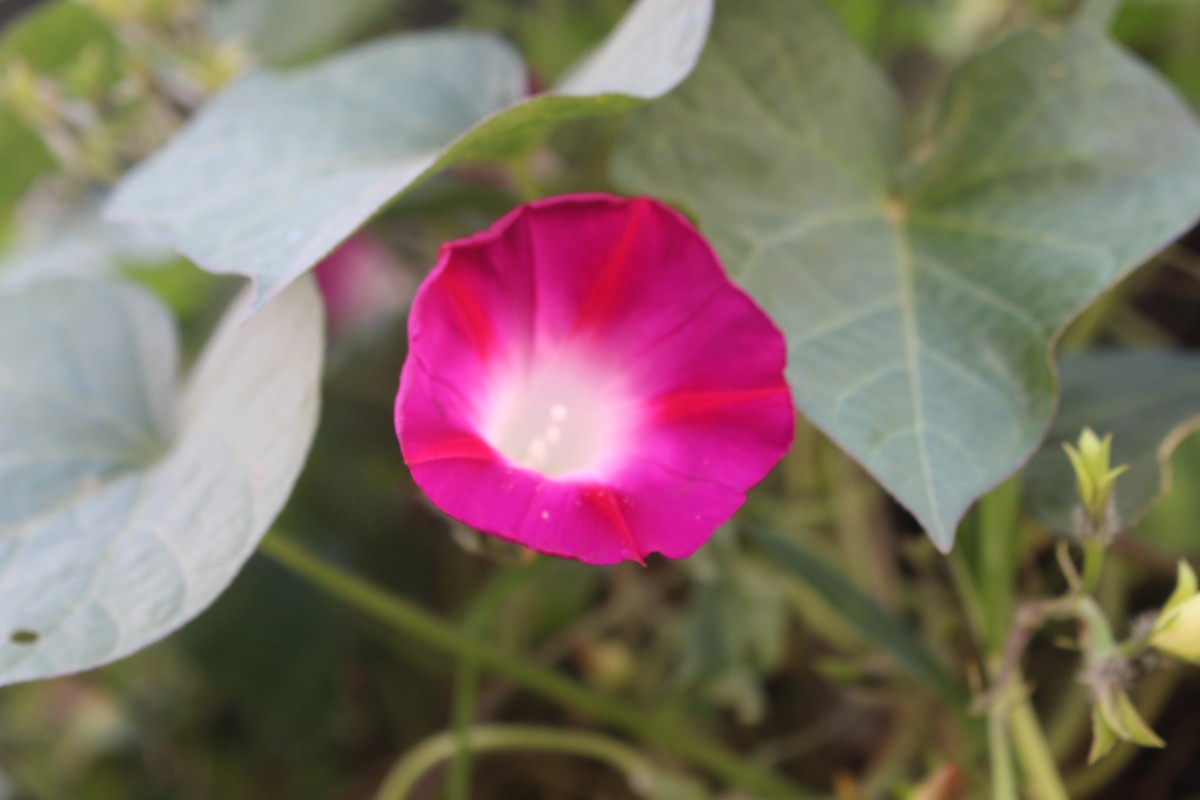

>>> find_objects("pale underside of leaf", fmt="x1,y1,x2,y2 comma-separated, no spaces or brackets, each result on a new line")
105,0,713,309
0,282,176,531
613,0,1200,549
0,276,323,686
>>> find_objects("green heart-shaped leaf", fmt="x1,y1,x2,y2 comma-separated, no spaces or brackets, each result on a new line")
613,0,1200,549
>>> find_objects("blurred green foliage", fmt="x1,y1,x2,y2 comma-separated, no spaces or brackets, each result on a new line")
0,3,118,242
2,1,1200,798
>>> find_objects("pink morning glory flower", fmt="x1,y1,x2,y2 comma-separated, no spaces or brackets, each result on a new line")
394,194,794,565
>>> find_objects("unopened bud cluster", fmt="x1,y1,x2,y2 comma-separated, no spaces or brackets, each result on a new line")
1063,428,1127,540
1059,429,1200,762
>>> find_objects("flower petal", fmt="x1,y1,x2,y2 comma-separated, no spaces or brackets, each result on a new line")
396,194,794,564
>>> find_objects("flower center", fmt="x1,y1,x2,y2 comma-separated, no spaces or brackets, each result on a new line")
483,352,630,479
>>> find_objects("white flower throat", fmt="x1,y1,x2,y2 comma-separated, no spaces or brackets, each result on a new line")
483,352,630,478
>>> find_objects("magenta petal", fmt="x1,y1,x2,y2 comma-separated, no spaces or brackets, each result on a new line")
395,194,795,565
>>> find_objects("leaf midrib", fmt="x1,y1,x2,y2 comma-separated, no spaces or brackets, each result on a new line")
885,203,946,542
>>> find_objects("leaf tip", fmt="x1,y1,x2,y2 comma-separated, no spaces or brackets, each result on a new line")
929,527,957,554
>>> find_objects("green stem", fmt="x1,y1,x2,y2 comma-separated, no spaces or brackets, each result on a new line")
959,474,1111,800
1082,540,1106,595
1009,685,1071,800
376,724,650,800
1077,595,1117,656
1056,542,1084,593
259,534,809,798
449,564,541,800
988,699,1018,800
978,478,1021,655
449,641,484,798
947,547,988,649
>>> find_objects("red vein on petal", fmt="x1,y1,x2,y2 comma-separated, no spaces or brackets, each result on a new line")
405,434,497,466
585,487,645,566
650,385,790,423
440,269,497,360
570,198,648,335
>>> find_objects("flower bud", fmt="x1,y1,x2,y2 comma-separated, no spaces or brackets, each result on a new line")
1063,428,1127,538
1088,684,1163,763
1150,561,1200,663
